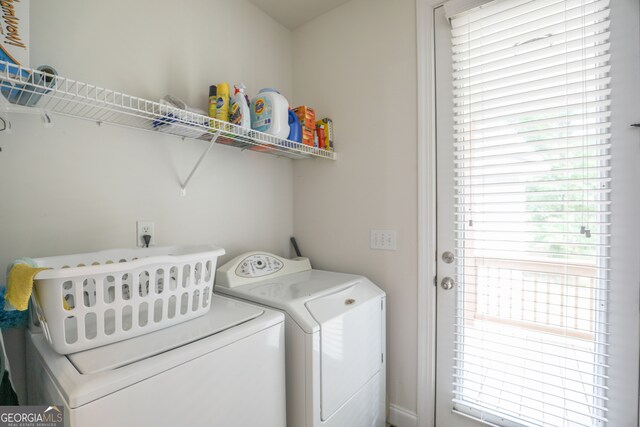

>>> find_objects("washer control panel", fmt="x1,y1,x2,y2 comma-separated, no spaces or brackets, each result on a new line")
216,251,312,288
236,254,284,278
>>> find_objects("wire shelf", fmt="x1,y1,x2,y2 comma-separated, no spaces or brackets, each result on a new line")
0,60,336,161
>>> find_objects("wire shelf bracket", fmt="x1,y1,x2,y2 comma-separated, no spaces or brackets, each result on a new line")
0,94,52,131
180,131,221,196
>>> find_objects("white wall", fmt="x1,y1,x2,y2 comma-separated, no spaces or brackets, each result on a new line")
292,0,419,416
1,0,294,402
3,0,423,417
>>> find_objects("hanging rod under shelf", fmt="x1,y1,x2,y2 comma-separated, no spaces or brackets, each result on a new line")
0,60,337,161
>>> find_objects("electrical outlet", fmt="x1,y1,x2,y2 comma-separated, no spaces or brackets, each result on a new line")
370,229,397,251
136,221,155,247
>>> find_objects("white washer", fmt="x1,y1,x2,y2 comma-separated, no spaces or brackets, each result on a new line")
26,294,286,427
215,252,386,427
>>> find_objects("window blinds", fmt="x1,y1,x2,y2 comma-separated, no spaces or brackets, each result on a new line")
450,0,610,426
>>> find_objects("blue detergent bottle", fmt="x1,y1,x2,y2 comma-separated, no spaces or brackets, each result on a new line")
287,109,302,143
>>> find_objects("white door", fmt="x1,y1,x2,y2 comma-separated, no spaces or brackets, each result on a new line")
434,1,640,426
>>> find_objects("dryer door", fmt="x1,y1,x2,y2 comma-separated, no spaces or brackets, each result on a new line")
305,283,383,421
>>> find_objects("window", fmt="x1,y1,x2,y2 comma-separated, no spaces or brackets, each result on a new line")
450,0,611,425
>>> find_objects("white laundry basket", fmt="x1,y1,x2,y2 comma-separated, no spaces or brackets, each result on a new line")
29,245,225,354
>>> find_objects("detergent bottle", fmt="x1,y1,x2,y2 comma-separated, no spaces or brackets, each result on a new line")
230,83,251,129
215,82,230,123
250,88,289,139
287,110,302,143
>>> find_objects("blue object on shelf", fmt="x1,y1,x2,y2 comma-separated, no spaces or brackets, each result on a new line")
153,113,178,128
287,109,301,143
14,65,58,107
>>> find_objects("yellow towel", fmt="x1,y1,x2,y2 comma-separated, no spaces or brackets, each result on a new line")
6,264,50,311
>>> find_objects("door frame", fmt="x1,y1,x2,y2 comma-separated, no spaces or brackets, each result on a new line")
416,1,440,426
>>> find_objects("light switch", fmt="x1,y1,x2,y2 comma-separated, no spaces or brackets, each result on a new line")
370,229,397,251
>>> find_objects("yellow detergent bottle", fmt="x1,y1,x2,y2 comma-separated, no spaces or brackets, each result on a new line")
215,82,230,127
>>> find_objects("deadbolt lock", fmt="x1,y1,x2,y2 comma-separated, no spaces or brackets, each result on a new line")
442,251,455,264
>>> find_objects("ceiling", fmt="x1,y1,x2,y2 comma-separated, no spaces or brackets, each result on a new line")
247,0,352,30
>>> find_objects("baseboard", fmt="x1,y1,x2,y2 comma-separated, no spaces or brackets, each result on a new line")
388,403,418,427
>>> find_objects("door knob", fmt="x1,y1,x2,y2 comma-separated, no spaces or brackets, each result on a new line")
440,277,455,290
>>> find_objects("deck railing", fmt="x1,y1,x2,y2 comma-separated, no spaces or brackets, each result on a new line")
460,258,601,340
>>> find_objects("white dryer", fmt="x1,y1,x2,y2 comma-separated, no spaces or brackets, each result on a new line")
215,252,386,427
26,294,286,427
